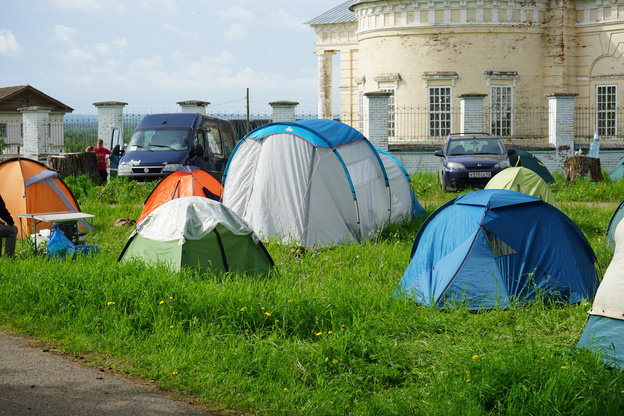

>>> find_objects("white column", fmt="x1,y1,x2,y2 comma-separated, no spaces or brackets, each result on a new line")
269,101,299,122
177,100,209,114
317,50,336,119
19,106,52,161
547,93,577,172
94,101,128,146
364,91,392,150
459,94,486,133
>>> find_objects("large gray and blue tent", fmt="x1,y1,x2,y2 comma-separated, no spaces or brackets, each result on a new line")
222,119,424,248
578,219,624,369
395,189,598,309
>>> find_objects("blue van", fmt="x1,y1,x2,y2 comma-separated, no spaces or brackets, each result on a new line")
114,113,237,181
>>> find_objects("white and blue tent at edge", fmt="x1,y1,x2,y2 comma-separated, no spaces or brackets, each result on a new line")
222,119,425,248
395,189,599,310
578,219,624,369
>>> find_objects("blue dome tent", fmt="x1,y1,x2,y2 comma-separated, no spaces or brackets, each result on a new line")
395,189,598,310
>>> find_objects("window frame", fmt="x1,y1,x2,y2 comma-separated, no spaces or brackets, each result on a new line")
490,85,513,137
428,86,452,137
596,84,617,137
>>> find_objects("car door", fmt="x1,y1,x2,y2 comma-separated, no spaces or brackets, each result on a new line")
109,126,123,177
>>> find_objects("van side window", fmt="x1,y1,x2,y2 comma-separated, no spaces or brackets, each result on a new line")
195,130,206,151
221,130,235,156
207,127,222,155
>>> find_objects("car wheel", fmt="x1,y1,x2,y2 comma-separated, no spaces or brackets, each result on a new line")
438,172,447,192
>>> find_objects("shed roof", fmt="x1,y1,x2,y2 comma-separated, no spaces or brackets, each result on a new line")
0,85,73,113
305,0,357,25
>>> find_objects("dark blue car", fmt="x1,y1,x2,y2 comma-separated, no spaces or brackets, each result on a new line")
435,133,515,191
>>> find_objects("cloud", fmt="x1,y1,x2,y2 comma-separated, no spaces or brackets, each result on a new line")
224,24,247,42
54,25,77,43
48,0,103,12
93,37,127,56
216,6,254,23
266,9,310,33
60,48,96,67
138,0,179,13
0,29,20,54
162,24,200,40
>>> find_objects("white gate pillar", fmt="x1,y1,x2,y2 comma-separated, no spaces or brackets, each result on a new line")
19,106,52,161
94,101,128,147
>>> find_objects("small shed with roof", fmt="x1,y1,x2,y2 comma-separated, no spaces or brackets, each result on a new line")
0,85,73,159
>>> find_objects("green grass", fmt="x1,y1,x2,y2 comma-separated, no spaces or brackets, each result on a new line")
1,175,624,415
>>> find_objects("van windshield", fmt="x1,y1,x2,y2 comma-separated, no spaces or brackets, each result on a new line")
127,128,191,152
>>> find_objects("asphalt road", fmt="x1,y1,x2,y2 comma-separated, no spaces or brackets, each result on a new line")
0,329,224,416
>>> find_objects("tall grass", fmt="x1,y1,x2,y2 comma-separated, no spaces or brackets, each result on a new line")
1,174,623,415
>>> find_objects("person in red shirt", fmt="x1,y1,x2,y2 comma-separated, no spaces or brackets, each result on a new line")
93,139,110,184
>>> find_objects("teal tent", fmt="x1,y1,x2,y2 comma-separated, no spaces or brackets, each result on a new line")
578,220,624,368
606,200,624,248
609,156,624,181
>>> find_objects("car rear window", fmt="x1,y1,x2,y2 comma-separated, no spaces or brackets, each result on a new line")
448,139,504,155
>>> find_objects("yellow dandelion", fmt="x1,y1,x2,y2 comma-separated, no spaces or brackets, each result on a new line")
156,343,160,346
472,355,479,360
245,329,249,333
275,319,279,323
621,390,624,394
329,401,334,404
328,331,333,334
166,342,169,345
466,379,470,382
159,300,165,305
333,359,339,364
261,307,265,310
524,388,529,392
316,332,322,336
169,296,173,300
284,387,288,392
288,300,292,303
170,325,174,329
341,324,345,328
561,366,568,369
265,312,271,316
345,405,349,409
238,299,242,302
240,307,247,312
107,301,115,306
173,371,178,375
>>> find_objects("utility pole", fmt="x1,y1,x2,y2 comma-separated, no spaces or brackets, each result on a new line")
246,88,250,135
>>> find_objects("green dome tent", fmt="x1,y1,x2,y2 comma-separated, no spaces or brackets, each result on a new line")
509,148,555,184
118,196,274,276
485,167,558,207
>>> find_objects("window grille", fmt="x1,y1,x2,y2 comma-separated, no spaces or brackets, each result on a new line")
596,85,617,136
429,87,451,137
490,86,513,136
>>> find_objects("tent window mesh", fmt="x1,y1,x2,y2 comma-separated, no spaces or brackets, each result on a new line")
483,228,517,258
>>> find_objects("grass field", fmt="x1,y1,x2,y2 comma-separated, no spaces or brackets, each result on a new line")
1,172,623,415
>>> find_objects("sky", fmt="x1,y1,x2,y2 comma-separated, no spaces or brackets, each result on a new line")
1,0,343,115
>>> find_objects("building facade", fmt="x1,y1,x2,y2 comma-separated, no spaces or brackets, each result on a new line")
308,0,624,141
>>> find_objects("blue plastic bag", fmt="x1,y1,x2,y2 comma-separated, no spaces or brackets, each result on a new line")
47,224,76,260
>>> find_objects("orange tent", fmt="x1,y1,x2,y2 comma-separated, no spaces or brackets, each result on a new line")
137,166,223,224
0,158,84,236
